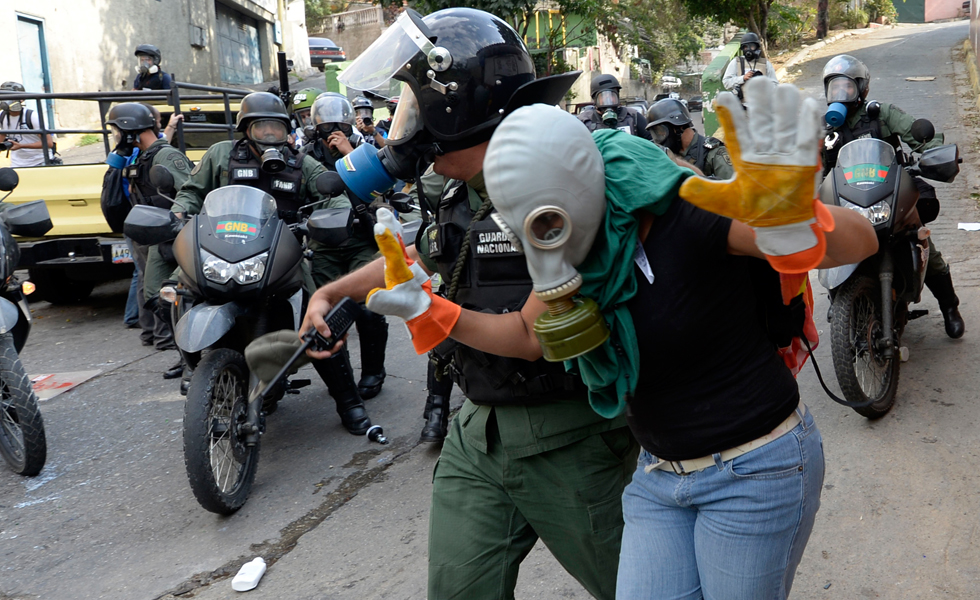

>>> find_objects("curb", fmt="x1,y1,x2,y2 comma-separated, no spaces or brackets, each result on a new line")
775,25,893,80
963,40,980,111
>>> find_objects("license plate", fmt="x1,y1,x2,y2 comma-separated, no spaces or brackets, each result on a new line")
187,113,208,123
111,243,133,264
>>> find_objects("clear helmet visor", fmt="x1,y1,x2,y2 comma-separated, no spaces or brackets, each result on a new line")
296,108,312,128
338,11,433,92
649,123,670,145
248,119,289,144
386,84,422,144
311,95,354,126
355,107,374,120
594,90,619,109
826,77,859,103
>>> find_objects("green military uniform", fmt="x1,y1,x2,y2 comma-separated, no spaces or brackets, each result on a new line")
414,174,636,600
138,139,193,301
161,139,350,294
682,132,734,180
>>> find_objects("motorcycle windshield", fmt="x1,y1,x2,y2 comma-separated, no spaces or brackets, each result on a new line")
201,186,278,245
836,138,895,189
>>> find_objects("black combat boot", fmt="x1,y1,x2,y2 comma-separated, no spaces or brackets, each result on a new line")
355,308,388,399
925,271,965,339
312,346,372,435
420,359,454,443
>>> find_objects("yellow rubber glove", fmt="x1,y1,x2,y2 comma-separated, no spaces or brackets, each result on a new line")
366,209,461,354
680,78,835,274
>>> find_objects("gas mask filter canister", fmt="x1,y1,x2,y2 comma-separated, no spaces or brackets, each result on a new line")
484,104,610,362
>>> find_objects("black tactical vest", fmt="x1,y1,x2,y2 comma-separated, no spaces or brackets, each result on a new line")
580,106,639,136
684,132,724,174
124,142,170,209
429,181,586,405
838,109,898,149
227,139,305,219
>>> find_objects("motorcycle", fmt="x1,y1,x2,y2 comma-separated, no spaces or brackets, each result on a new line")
818,120,960,418
124,169,419,514
0,167,54,476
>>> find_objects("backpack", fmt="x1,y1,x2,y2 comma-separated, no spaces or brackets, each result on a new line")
101,166,132,233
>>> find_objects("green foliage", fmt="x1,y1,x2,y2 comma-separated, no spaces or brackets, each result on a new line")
305,0,349,22
865,0,897,23
680,0,774,45
78,134,100,147
767,2,814,48
829,0,868,29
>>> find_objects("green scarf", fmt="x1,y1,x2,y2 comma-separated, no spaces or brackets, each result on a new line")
571,129,692,418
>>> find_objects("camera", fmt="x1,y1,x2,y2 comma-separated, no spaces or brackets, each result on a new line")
362,116,373,127
0,140,14,152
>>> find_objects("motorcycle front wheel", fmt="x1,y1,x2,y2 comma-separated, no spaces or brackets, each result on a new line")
182,349,259,514
830,275,901,418
0,333,46,476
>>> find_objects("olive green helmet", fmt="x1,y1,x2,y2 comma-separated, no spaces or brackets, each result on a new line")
291,88,321,114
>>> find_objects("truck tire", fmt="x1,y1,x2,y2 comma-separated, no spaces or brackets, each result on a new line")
28,268,95,304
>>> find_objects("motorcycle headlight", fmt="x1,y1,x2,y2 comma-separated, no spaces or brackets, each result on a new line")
200,251,269,285
840,198,891,225
201,251,234,284
234,252,268,284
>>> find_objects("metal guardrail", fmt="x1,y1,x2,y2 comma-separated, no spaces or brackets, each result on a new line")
0,82,249,164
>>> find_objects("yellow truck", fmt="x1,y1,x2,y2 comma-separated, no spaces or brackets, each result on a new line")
0,85,245,303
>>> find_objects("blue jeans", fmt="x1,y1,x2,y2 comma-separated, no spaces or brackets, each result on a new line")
124,239,140,326
617,406,824,600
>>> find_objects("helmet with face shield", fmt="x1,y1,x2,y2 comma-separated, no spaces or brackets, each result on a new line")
311,92,356,139
106,102,157,156
645,98,692,152
291,87,321,131
236,92,293,173
822,55,870,104
590,74,621,109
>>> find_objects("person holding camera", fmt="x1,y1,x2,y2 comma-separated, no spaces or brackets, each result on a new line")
104,102,192,365
132,44,172,91
302,92,390,404
352,96,386,148
0,82,55,168
722,32,778,100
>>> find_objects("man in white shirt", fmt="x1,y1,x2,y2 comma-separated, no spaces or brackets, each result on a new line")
722,33,778,100
0,82,55,168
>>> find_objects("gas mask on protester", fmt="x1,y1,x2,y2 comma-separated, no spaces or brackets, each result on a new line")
742,43,761,62
0,101,22,113
484,104,610,361
248,119,290,173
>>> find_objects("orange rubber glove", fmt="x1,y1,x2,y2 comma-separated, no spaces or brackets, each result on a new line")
366,208,461,354
679,78,835,274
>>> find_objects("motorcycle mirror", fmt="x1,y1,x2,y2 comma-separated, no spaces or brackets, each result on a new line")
911,119,935,144
315,172,348,198
307,207,354,247
149,164,177,196
3,200,52,237
0,168,19,193
387,192,414,214
124,204,182,246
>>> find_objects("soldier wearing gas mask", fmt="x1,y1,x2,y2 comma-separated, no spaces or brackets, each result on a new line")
132,44,172,91
289,87,320,148
647,98,734,179
821,54,964,338
160,93,373,434
104,102,192,362
578,74,652,139
722,32,778,100
300,8,634,599
302,93,389,401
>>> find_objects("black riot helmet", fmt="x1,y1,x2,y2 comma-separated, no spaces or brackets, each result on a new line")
646,98,692,152
339,7,577,155
106,102,156,132
822,54,870,105
740,32,762,61
0,82,26,113
236,92,292,133
590,74,621,109
351,96,373,111
135,44,162,64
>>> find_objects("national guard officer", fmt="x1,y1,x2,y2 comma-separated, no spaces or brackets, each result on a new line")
647,98,734,179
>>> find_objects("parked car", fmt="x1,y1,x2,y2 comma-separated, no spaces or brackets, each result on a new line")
624,97,649,114
653,93,670,102
688,96,703,111
309,38,346,71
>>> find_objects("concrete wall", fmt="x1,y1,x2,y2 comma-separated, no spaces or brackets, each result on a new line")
925,0,969,21
3,0,310,136
972,0,980,72
308,6,384,62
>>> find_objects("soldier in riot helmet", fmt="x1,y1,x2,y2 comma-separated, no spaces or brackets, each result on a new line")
722,32,778,100
104,102,192,366
821,54,965,339
289,87,321,147
155,92,375,434
578,74,652,139
132,44,172,91
301,8,635,598
302,92,389,401
647,98,733,179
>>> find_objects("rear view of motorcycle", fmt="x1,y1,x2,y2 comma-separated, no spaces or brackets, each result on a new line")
0,168,54,475
819,120,960,418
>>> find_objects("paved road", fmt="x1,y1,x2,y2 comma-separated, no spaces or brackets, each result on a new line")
2,21,979,600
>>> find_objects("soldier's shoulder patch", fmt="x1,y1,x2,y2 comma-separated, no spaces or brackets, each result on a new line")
190,161,202,176
704,136,724,150
719,148,732,166
172,158,188,172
